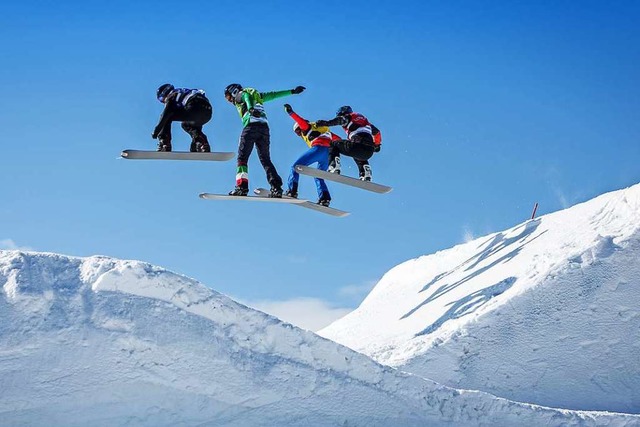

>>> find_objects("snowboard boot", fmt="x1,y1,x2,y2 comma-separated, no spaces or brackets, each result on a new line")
269,186,283,198
228,186,249,196
317,192,331,207
195,141,211,153
157,139,172,152
284,189,298,199
328,157,341,174
360,165,372,182
191,135,211,153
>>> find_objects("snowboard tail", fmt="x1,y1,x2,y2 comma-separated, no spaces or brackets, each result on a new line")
122,150,234,161
254,188,350,217
294,165,392,193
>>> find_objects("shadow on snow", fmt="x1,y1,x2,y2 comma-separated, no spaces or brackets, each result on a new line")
400,219,545,334
415,276,517,337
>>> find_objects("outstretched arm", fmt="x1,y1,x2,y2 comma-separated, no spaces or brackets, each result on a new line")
262,86,305,102
284,105,311,132
262,89,294,102
316,116,347,127
152,96,178,138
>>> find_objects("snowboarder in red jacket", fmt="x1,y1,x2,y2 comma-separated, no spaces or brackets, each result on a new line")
316,106,382,181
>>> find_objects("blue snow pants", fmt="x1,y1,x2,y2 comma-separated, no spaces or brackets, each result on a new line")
287,145,331,199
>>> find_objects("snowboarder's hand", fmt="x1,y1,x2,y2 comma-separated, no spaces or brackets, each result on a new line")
315,120,328,127
249,108,262,118
374,144,381,152
292,86,306,94
151,129,159,139
284,104,293,114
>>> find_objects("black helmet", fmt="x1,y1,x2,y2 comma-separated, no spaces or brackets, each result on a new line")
336,105,353,116
224,83,243,101
157,83,174,102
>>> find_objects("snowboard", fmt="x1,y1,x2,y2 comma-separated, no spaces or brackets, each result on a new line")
199,192,306,204
121,150,235,161
294,165,392,194
254,188,350,217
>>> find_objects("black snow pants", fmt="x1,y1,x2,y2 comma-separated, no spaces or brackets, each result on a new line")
237,122,283,190
157,96,212,149
329,132,375,177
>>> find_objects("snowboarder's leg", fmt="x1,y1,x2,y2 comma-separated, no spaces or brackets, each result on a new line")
181,122,211,153
332,134,375,177
285,181,299,198
354,158,372,181
229,126,255,195
288,146,329,198
313,146,330,172
317,178,331,206
328,141,346,174
253,125,283,197
350,134,375,160
354,158,368,177
315,177,331,203
289,148,317,188
286,163,300,196
335,138,374,160
350,143,375,180
182,99,212,152
287,151,310,198
313,146,331,199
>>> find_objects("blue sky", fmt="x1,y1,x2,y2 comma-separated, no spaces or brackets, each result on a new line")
1,1,639,329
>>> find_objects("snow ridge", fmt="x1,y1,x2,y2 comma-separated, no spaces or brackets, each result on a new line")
320,183,640,413
1,250,638,425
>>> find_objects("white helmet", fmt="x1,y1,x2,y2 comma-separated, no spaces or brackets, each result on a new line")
293,122,302,135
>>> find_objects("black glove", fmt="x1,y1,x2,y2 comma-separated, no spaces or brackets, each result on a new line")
284,104,293,114
151,129,159,139
315,120,328,127
249,108,262,118
291,86,306,94
374,144,381,152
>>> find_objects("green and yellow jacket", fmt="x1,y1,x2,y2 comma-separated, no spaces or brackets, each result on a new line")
233,88,295,127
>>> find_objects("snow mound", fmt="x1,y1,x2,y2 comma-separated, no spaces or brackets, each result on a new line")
320,183,640,414
1,251,637,426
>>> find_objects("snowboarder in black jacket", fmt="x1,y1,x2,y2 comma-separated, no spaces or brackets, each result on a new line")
152,83,212,152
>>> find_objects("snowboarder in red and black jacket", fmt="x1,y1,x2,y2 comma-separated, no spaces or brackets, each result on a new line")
152,83,212,153
316,106,382,181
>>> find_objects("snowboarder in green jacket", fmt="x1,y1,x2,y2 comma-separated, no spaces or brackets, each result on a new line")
224,83,306,197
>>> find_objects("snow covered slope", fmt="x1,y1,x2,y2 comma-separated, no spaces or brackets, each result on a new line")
1,252,637,426
320,183,640,414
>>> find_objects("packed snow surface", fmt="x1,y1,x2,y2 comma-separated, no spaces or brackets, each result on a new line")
320,183,640,413
2,251,638,426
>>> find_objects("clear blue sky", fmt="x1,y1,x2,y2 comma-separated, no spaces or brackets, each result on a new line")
1,1,639,321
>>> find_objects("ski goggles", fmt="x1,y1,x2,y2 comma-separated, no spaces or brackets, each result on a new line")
225,88,240,103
